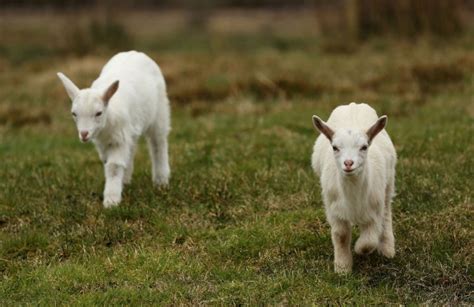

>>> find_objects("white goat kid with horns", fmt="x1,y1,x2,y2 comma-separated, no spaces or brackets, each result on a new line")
311,102,396,273
57,51,171,207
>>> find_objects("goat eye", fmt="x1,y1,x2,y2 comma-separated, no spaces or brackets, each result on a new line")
360,145,368,151
71,112,77,117
332,146,339,152
95,112,102,117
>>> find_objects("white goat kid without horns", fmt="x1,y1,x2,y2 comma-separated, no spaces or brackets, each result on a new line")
311,102,397,274
57,51,171,208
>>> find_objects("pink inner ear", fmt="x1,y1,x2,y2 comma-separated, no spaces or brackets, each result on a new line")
319,122,334,141
313,117,334,141
367,117,386,142
103,80,119,104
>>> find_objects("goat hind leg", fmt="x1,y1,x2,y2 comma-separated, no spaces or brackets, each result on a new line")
147,126,170,186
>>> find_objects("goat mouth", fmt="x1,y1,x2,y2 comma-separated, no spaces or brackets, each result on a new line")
343,168,356,174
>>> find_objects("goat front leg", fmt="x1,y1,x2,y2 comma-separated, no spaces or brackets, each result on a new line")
95,143,107,164
103,163,125,208
330,218,353,274
102,146,129,208
355,218,383,256
123,144,136,185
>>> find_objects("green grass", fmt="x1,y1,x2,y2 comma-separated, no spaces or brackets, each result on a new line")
0,11,473,304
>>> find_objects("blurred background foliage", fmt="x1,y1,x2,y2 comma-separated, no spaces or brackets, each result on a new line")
0,0,473,116
1,0,472,62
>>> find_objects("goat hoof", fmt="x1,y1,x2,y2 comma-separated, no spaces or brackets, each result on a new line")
378,243,395,258
355,240,377,256
334,262,352,274
103,194,121,208
153,176,169,187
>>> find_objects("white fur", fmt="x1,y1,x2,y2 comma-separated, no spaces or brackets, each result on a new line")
57,51,171,208
311,102,396,273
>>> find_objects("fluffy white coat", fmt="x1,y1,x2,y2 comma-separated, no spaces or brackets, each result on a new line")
311,102,396,273
57,51,171,207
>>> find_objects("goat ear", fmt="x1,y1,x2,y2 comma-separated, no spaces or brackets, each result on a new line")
102,80,119,105
57,72,80,101
312,115,334,141
366,115,387,144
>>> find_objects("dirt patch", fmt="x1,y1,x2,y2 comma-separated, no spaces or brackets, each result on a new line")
411,62,465,93
244,74,327,99
169,74,328,104
0,106,51,128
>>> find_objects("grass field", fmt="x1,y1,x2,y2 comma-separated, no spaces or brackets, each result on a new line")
0,10,473,304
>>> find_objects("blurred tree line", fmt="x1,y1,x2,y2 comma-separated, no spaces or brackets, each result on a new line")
2,0,473,39
315,0,471,41
347,0,468,38
0,0,314,9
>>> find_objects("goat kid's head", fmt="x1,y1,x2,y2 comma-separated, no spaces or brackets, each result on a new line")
312,115,387,176
57,72,119,143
